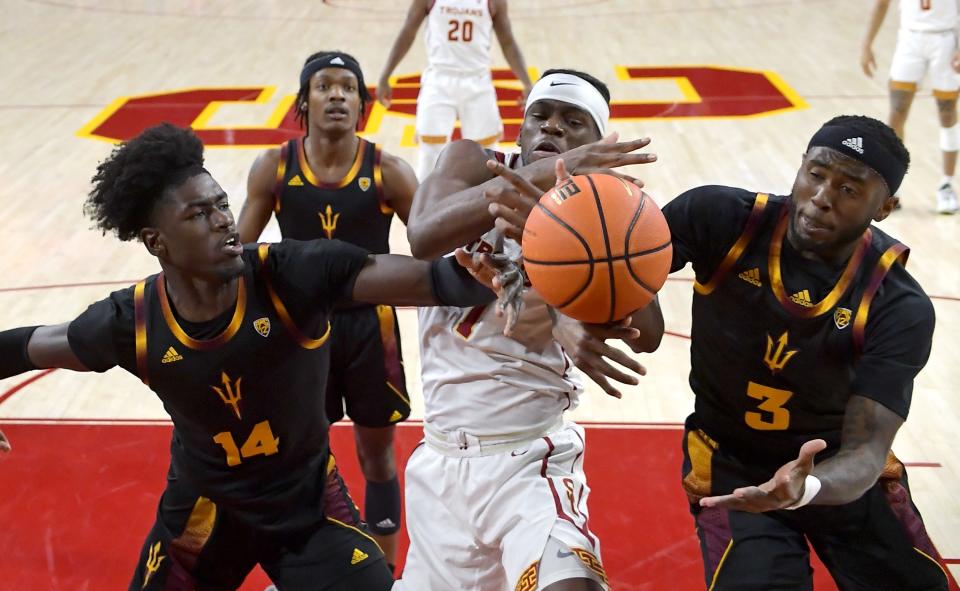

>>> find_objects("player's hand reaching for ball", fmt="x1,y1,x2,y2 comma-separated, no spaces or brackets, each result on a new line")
0,428,11,453
698,439,828,512
551,313,647,399
484,157,570,242
562,133,656,187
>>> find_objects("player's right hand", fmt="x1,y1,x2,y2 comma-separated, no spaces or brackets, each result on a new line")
376,78,392,108
861,46,876,77
0,428,11,453
564,134,657,180
551,313,646,399
484,158,570,242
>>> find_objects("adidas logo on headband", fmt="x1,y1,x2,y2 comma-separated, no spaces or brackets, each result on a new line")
841,137,864,154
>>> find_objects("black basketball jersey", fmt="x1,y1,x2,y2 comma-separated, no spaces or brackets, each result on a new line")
66,240,370,534
272,137,394,254
663,186,935,470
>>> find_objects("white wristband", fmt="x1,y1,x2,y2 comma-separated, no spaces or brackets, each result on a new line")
784,475,821,510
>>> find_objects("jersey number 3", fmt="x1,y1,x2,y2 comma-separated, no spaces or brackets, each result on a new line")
213,420,280,467
745,382,793,430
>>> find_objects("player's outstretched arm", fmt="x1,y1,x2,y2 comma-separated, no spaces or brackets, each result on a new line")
237,148,281,243
349,252,497,309
491,0,533,102
699,396,903,512
376,0,430,109
408,137,654,259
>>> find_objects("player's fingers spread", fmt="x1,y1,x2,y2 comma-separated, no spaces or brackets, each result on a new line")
555,158,571,182
591,375,622,399
600,131,619,145
620,136,652,151
799,439,828,462
592,358,639,385
597,346,646,376
493,217,524,242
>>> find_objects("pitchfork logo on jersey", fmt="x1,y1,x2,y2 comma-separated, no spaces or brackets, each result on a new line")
763,331,799,374
833,307,852,330
211,371,243,420
318,204,340,239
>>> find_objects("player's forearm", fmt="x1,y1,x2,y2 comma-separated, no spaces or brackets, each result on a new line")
0,323,88,378
624,297,664,353
863,0,890,47
810,395,902,505
351,254,495,307
408,159,561,258
500,41,532,89
380,29,418,81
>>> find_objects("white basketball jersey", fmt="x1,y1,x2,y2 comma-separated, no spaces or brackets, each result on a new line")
900,0,960,31
418,232,583,437
424,0,494,74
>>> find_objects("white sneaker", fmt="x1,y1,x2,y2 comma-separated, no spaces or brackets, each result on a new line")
935,183,959,214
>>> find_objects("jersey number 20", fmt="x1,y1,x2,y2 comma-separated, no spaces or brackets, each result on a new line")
745,382,793,430
213,420,280,467
448,19,474,42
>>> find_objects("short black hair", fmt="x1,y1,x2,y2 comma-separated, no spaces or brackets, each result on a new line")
296,50,372,129
84,123,205,241
540,68,611,104
821,114,910,172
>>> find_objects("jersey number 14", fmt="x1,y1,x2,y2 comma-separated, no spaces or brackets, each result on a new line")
213,420,280,467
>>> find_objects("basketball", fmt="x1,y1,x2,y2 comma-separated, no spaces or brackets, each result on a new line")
521,174,673,324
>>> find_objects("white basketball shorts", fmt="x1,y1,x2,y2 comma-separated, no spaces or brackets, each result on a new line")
890,28,960,94
415,67,503,145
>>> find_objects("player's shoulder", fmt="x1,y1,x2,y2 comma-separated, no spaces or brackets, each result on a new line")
867,226,935,320
664,185,771,222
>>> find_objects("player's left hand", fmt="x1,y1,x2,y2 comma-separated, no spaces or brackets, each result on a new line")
551,313,646,399
456,231,527,335
484,158,570,243
0,428,11,453
698,439,827,512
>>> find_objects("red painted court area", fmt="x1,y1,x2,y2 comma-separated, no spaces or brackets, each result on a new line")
0,422,956,590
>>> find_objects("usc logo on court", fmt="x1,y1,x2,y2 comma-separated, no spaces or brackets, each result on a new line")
77,65,806,148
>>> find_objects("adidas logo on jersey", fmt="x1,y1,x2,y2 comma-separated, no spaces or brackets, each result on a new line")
389,410,403,423
790,290,813,307
350,548,369,565
288,175,304,187
161,346,183,364
737,267,761,287
841,137,864,154
376,518,396,529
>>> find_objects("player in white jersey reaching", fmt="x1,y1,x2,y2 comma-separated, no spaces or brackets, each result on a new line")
396,70,662,591
862,0,960,213
377,0,533,180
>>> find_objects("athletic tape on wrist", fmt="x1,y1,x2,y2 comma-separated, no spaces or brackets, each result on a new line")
784,474,822,510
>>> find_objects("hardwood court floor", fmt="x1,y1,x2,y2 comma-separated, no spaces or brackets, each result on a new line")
0,0,957,587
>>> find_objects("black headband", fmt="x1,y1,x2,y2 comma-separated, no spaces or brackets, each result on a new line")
299,53,367,95
806,125,906,195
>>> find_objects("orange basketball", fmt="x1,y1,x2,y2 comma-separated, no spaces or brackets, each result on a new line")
521,174,673,324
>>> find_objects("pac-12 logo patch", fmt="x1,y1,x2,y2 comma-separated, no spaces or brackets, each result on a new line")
833,307,852,330
358,177,371,192
253,317,271,337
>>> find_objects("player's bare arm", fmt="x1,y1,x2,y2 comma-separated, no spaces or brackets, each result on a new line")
700,396,903,512
861,0,891,77
350,253,496,309
407,137,654,258
237,147,281,243
491,0,533,101
377,0,430,109
0,322,93,453
380,151,418,224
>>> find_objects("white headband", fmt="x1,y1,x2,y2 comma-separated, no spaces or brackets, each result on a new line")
524,73,609,135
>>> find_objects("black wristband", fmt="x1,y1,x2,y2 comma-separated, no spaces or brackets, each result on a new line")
429,256,497,308
0,326,40,379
